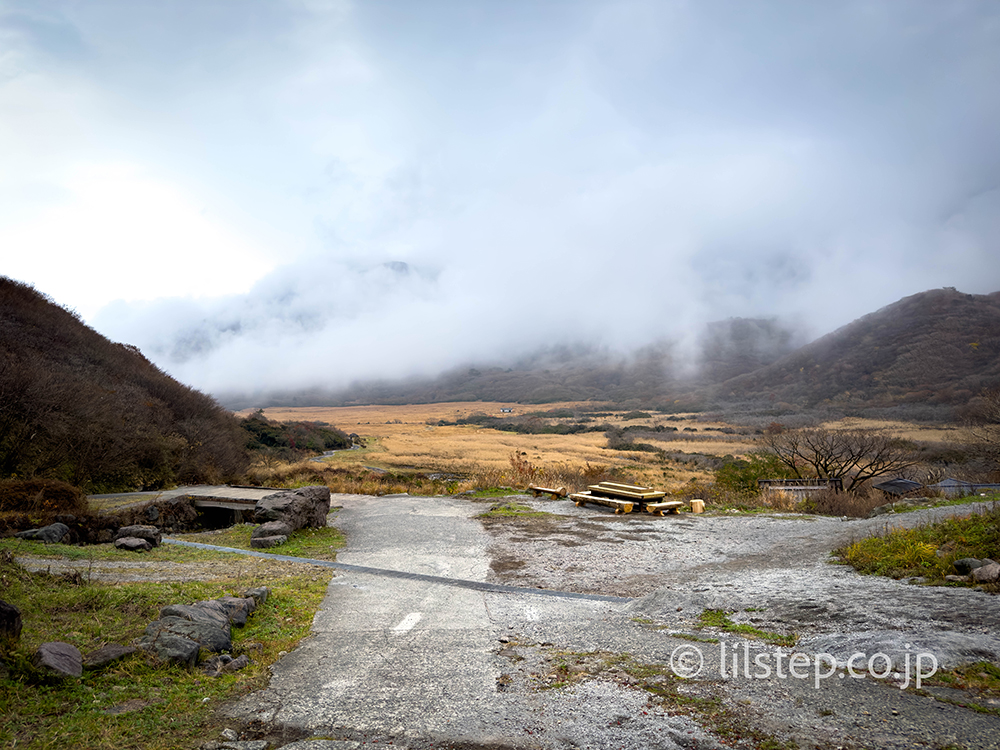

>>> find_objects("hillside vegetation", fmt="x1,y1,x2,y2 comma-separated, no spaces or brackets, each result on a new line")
0,278,249,492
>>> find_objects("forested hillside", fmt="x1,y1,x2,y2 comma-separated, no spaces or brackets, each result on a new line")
713,288,1000,416
0,277,249,491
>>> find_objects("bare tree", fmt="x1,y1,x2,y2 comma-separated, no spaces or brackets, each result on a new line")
964,387,1000,478
759,427,919,492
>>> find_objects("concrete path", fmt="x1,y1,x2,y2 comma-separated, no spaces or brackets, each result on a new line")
225,494,716,749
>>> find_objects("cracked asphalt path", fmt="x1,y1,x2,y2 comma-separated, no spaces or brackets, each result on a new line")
224,494,720,749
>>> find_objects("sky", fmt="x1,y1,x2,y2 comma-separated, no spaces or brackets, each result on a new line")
2,0,999,398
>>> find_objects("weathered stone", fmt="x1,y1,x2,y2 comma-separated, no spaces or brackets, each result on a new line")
15,522,70,544
216,596,256,627
31,642,83,678
945,574,971,583
83,643,138,670
244,587,270,606
114,536,152,552
250,535,287,548
160,602,231,631
972,561,1000,583
145,615,231,653
115,524,162,547
954,558,984,575
251,520,293,539
223,654,251,672
254,485,330,529
0,600,22,649
138,630,200,668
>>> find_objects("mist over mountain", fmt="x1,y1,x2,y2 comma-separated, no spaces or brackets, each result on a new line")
712,288,1000,415
217,288,1000,420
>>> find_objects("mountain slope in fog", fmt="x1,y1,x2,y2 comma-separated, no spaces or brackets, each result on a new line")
712,288,1000,413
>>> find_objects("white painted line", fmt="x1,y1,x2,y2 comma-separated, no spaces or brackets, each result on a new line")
392,612,422,633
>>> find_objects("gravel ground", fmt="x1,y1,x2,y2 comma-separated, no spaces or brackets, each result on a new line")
479,495,1000,749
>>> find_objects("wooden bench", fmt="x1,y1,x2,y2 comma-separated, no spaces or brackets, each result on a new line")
569,492,634,514
527,484,568,498
644,500,684,516
588,482,666,503
570,481,683,515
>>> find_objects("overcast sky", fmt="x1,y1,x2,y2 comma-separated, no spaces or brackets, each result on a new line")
3,1,999,396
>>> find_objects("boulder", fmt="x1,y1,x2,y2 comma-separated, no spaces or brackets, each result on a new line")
972,562,1000,584
31,642,83,678
250,535,287,549
138,630,200,668
954,558,984,575
215,596,256,627
0,600,23,649
83,644,137,670
254,486,330,530
160,602,232,631
114,536,152,553
244,587,270,606
115,524,162,547
251,520,293,539
143,615,231,653
15,522,70,544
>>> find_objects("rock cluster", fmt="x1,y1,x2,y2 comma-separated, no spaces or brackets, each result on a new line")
138,588,270,670
0,588,271,679
250,486,331,549
946,557,1000,584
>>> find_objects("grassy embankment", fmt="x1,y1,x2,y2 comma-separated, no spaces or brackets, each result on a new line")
838,502,1000,583
0,524,345,750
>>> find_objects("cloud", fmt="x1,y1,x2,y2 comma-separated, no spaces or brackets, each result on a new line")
4,0,1000,398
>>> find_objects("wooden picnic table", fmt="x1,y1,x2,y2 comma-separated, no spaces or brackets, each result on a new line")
569,481,685,515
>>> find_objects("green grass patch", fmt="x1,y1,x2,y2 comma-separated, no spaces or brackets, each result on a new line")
697,609,797,647
0,552,332,749
0,525,346,565
837,504,1000,581
177,524,346,560
476,501,554,521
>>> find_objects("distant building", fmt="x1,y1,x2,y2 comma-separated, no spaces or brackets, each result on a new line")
928,478,1000,497
872,478,923,496
757,478,842,501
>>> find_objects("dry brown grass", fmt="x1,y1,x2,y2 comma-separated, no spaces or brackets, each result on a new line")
237,402,747,492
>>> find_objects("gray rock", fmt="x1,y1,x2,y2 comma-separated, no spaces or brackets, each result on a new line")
944,574,971,583
244,587,270,606
15,522,70,544
250,535,287,548
138,630,200,668
216,596,256,627
115,524,162,547
198,741,270,750
160,602,231,631
954,557,984,575
145,615,231,653
254,485,330,529
251,520,293,539
114,536,152,552
83,643,138,670
972,561,1000,583
32,642,83,678
0,599,22,647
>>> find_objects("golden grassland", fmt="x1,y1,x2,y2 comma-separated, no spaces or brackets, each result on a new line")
239,403,968,495
241,402,756,490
